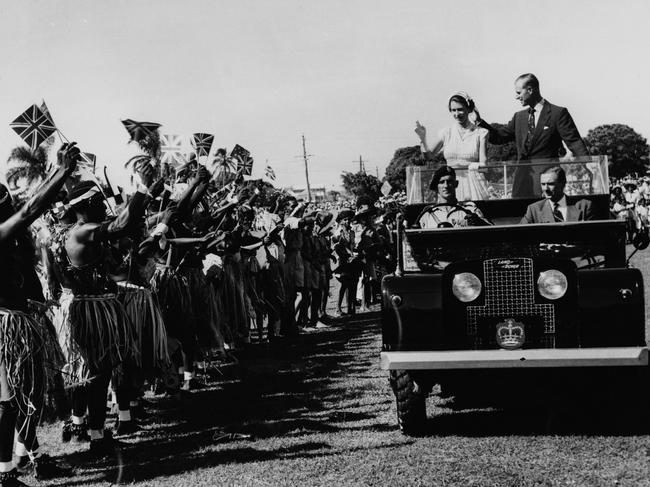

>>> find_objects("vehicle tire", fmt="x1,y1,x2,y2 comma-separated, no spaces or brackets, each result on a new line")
389,370,427,435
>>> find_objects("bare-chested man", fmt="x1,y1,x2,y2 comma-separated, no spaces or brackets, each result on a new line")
52,173,151,456
0,143,79,487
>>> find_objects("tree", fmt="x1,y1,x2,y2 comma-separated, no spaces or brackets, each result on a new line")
5,145,51,203
384,146,444,192
584,124,650,178
125,129,163,181
341,171,382,201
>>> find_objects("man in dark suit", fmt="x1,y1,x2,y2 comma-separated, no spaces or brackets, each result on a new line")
476,73,589,197
521,166,593,223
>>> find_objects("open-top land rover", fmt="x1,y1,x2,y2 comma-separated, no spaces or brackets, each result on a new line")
380,156,650,434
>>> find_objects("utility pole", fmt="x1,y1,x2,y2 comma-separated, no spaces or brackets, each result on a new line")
301,134,312,202
352,155,367,174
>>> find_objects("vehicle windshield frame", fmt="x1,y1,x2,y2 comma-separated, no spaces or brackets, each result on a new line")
405,156,609,204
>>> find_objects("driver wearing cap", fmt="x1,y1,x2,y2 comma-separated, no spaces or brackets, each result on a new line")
417,165,491,228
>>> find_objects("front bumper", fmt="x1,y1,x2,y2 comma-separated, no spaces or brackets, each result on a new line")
380,347,649,370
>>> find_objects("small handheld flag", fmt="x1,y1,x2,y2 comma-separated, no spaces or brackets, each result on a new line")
10,104,57,150
230,144,254,176
192,133,214,157
230,144,250,161
237,155,254,176
160,134,185,167
121,119,161,143
265,164,276,181
40,100,56,127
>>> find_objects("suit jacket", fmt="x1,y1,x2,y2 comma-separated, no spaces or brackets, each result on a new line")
478,101,588,197
521,198,594,224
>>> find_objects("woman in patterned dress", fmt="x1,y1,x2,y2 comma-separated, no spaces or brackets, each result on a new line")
415,92,490,201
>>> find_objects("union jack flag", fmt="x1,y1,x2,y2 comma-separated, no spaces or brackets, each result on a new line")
40,100,56,126
10,104,57,150
237,155,254,176
230,144,250,162
160,134,185,167
265,164,276,181
192,133,214,157
40,100,58,145
121,119,161,143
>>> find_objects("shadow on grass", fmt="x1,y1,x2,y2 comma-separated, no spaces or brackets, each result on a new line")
421,402,650,437
57,310,393,484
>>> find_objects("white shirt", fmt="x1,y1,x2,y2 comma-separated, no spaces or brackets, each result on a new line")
531,99,545,127
548,195,567,220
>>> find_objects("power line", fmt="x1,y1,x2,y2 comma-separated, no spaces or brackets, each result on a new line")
352,155,367,173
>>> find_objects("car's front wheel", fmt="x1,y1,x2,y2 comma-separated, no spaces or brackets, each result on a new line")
389,370,427,435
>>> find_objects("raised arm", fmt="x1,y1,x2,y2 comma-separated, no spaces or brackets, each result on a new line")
0,143,79,243
415,121,443,157
75,189,150,244
177,166,210,215
475,109,516,145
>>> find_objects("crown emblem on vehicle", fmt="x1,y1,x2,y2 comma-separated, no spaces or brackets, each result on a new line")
496,319,525,350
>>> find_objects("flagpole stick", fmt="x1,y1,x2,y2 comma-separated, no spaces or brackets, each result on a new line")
53,128,96,168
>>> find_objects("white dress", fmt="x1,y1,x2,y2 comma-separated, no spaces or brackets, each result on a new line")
438,124,490,201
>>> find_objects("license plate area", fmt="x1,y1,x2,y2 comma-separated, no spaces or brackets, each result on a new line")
477,316,547,350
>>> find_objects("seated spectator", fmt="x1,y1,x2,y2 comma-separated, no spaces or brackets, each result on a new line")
521,166,593,224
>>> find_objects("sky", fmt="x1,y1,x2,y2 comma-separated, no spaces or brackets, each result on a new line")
0,0,647,190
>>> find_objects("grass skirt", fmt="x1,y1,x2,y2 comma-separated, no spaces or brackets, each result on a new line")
180,267,226,354
55,291,134,386
117,282,170,370
218,255,250,345
0,308,47,416
150,264,192,340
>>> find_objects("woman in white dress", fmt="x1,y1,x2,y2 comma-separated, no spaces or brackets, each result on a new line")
415,92,490,201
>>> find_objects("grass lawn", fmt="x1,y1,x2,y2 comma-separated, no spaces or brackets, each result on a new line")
24,249,650,486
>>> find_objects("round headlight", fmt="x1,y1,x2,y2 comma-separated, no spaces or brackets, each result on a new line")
452,272,482,302
537,269,568,300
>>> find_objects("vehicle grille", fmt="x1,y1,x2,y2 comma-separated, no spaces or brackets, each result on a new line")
466,258,555,348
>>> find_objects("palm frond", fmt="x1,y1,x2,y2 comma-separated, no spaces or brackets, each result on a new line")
135,130,162,159
6,145,49,187
124,155,152,172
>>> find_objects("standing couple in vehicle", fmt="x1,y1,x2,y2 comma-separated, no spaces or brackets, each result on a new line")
415,73,589,199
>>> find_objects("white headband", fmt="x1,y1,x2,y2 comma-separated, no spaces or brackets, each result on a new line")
68,187,101,207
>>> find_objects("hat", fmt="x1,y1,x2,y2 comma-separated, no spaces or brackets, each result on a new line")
301,215,316,228
353,203,376,220
336,208,354,222
429,165,456,190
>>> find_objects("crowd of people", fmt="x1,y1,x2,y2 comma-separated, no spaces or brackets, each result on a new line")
0,141,400,486
609,175,650,240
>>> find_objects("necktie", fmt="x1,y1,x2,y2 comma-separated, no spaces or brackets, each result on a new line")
524,107,535,155
552,202,564,222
